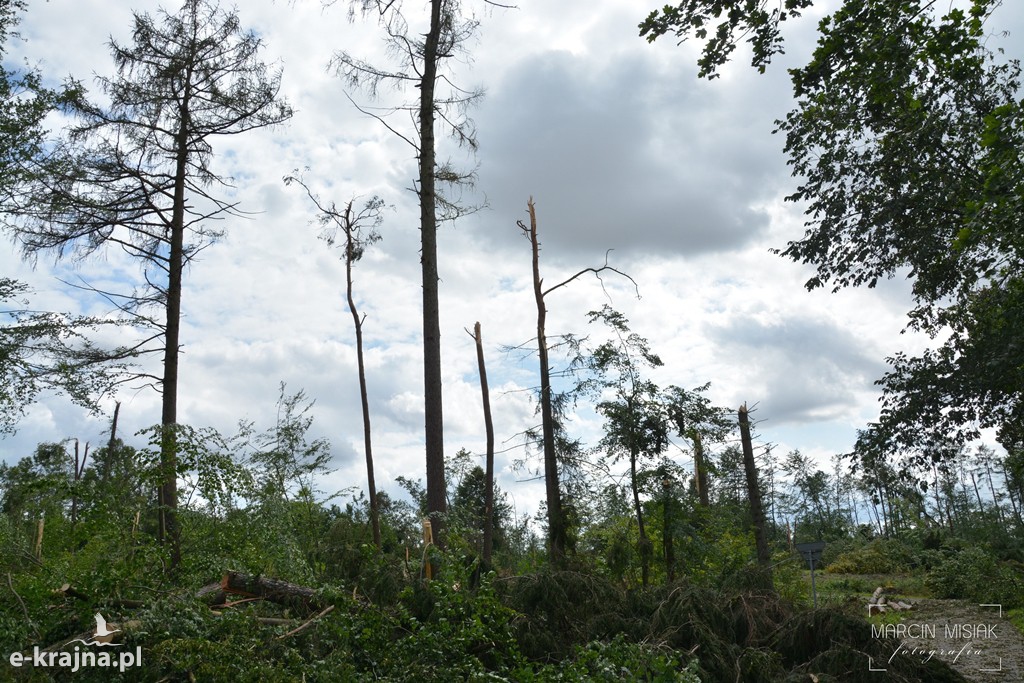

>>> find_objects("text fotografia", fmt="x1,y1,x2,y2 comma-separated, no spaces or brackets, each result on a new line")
888,641,982,664
869,619,1002,671
9,646,143,673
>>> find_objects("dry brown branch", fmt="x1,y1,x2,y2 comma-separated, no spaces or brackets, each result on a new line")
276,604,336,640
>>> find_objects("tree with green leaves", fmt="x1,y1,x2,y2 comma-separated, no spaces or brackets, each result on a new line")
0,4,132,429
664,382,733,508
0,278,136,434
0,0,78,211
10,0,292,570
644,0,1024,466
640,0,813,79
576,305,669,586
450,464,512,559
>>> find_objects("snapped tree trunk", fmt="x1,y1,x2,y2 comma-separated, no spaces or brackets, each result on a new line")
738,404,771,571
220,571,324,611
524,199,567,565
472,322,496,566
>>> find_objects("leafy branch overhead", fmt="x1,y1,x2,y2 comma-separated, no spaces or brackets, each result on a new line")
647,0,1024,460
640,0,814,78
0,279,137,435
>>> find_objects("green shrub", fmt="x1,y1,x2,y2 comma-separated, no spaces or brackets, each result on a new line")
515,634,702,682
825,539,914,574
925,547,1024,607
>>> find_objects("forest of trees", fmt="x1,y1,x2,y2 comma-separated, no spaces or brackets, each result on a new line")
2,0,1023,680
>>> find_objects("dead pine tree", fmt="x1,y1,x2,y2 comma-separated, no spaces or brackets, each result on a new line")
517,197,638,566
738,403,772,573
14,0,292,571
284,172,385,550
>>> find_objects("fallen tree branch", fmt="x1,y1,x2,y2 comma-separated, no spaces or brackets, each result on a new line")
221,571,324,611
277,604,336,640
9,572,39,640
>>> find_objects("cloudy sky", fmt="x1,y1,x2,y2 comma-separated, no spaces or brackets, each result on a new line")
3,0,1021,519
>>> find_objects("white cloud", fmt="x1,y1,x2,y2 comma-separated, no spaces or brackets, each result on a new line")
3,0,1018,518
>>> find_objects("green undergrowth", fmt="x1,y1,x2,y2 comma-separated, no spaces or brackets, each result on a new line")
2,557,969,682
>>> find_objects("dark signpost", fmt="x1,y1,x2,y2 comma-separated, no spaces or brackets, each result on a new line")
795,541,826,608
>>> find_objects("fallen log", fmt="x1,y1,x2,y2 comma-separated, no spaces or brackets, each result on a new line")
220,571,324,611
195,581,228,606
867,587,913,615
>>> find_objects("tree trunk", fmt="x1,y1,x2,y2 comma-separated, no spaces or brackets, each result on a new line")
630,447,650,586
1001,461,1024,527
738,404,771,571
107,401,120,453
525,199,566,565
472,322,496,566
662,476,675,583
982,459,1005,525
221,571,324,611
692,431,710,507
159,101,191,573
346,206,380,550
420,0,447,549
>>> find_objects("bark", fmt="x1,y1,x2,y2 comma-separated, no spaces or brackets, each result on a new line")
524,199,566,565
54,584,146,609
472,322,496,566
420,0,447,550
662,478,675,583
159,86,192,573
1001,462,1024,527
106,401,120,456
969,470,985,514
220,571,324,611
738,404,771,571
982,459,1005,524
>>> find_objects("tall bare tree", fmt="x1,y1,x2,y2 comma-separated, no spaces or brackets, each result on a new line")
285,172,385,549
12,0,292,569
332,0,494,546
